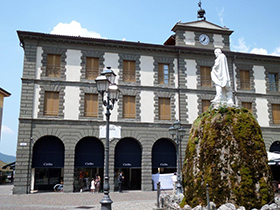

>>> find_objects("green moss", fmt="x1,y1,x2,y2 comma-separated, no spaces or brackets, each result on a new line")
182,107,274,209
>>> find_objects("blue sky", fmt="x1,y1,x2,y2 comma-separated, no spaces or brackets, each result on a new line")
1,0,280,156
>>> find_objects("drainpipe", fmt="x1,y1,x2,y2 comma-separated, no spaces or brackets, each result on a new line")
231,53,237,104
177,49,181,121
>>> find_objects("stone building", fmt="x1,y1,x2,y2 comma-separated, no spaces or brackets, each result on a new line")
13,18,280,194
0,88,11,141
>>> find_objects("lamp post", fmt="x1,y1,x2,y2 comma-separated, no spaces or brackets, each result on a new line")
95,67,120,210
169,120,186,195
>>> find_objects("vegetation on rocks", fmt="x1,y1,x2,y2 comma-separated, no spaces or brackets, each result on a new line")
181,106,274,209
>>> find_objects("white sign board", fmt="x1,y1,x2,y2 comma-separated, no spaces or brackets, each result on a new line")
152,173,173,190
99,124,121,140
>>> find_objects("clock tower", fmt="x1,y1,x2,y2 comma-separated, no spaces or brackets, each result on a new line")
164,1,233,50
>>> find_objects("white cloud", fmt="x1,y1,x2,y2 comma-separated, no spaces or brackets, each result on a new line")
250,48,268,55
50,20,103,38
232,37,250,53
216,7,225,27
1,125,14,135
271,47,280,56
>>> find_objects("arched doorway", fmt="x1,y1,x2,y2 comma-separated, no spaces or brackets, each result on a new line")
269,141,280,183
152,138,176,190
32,136,64,191
152,138,176,174
74,137,104,192
114,138,142,191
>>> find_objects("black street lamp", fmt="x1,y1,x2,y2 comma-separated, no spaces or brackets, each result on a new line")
169,120,186,195
95,67,120,210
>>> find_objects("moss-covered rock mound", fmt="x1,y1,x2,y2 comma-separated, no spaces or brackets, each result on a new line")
182,106,274,209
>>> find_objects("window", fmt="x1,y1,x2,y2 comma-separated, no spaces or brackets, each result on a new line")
123,95,135,118
268,73,279,92
202,100,211,113
86,57,99,80
44,91,59,116
239,70,250,90
84,94,98,117
46,54,61,77
272,104,280,124
200,66,211,87
123,60,135,82
242,102,252,113
158,63,170,85
159,98,171,120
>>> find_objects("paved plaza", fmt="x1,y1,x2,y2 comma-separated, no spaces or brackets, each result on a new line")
0,183,165,210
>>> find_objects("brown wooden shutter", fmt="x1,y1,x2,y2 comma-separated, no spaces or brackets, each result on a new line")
159,98,171,120
44,91,59,116
123,60,135,82
86,57,99,80
85,94,98,117
123,96,135,118
158,63,164,84
240,70,250,90
242,102,252,113
47,54,61,77
200,66,211,87
272,104,280,124
202,100,211,112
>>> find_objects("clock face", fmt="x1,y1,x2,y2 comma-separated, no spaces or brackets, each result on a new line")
199,34,210,45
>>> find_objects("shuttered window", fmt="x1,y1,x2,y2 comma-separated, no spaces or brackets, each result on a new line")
123,60,135,82
272,104,280,124
242,102,252,113
268,73,279,92
159,98,171,120
158,63,169,85
46,54,61,77
200,66,211,87
84,94,98,117
202,100,211,113
86,57,99,80
44,91,59,116
240,70,250,90
123,95,135,118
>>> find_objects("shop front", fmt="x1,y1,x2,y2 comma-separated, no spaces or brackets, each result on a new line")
31,136,64,191
74,137,104,192
114,138,142,191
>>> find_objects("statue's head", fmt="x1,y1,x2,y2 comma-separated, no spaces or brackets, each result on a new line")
214,48,222,58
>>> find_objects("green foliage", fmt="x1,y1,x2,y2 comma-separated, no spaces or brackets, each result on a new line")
182,107,274,209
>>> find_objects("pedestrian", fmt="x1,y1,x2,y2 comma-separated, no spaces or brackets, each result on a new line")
171,172,177,194
118,171,124,193
90,178,95,193
95,174,101,193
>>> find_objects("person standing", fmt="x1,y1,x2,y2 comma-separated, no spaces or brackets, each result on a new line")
118,171,124,193
95,174,101,193
90,178,95,193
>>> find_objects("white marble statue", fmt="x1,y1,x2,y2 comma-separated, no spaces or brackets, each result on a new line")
211,48,234,107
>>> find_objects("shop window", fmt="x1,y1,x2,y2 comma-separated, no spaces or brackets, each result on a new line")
84,94,98,117
240,70,250,90
158,63,170,85
123,60,135,82
159,98,171,120
86,57,99,80
46,54,61,77
123,95,135,119
200,66,211,87
242,102,252,113
272,104,280,124
202,100,211,112
44,91,59,116
268,73,279,92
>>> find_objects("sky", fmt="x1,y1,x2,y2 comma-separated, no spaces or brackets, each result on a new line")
0,0,280,157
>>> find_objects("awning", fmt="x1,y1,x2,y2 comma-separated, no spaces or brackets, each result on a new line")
152,139,176,168
115,138,141,168
32,136,64,168
75,137,104,168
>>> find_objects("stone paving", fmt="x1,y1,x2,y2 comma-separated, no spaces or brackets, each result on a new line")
0,183,168,210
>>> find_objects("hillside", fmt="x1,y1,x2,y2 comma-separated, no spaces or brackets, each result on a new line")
0,152,16,164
